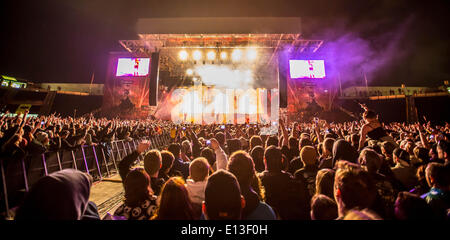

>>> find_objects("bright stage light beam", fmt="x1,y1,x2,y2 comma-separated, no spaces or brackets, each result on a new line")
179,50,188,61
186,69,193,75
207,51,216,60
220,52,227,60
247,48,258,61
193,50,202,61
231,49,242,62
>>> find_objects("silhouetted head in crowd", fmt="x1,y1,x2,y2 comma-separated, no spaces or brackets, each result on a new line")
437,140,449,162
393,148,411,167
153,177,195,220
334,164,376,218
394,192,435,220
200,147,216,170
35,131,50,146
415,164,428,188
181,140,192,157
316,169,335,199
15,169,92,220
358,148,383,174
124,168,153,207
214,132,225,146
239,137,248,151
414,146,430,164
322,138,335,158
265,135,279,149
168,143,181,158
227,151,255,190
249,135,263,150
144,149,162,177
160,150,175,176
425,162,447,189
350,134,360,148
251,146,265,173
324,133,336,140
247,127,255,137
189,157,210,182
332,139,359,167
264,146,283,172
317,143,323,156
310,194,338,220
203,170,244,220
363,110,377,123
299,138,312,151
429,144,439,162
227,138,242,155
300,146,318,167
288,136,299,151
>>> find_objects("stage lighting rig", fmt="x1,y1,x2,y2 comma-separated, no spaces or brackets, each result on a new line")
193,50,202,61
179,50,188,61
231,49,242,62
207,51,216,60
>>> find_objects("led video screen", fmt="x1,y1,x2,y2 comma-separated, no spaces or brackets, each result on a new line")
289,60,326,79
116,58,150,77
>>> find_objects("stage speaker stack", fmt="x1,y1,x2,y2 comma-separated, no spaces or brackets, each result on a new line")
149,52,160,106
278,55,288,108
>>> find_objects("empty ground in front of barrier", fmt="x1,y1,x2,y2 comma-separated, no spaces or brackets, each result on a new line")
90,174,124,219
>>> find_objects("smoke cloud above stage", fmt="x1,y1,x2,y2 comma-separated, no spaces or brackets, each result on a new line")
292,15,416,87
194,65,255,89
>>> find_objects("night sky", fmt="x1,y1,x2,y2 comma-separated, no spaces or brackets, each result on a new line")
1,0,449,87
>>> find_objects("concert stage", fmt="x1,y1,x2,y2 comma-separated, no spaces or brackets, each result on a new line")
102,18,327,123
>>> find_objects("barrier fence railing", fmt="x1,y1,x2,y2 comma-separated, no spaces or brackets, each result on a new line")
0,133,171,219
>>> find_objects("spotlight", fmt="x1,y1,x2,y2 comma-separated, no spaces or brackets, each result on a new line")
179,50,188,61
193,50,202,61
220,52,227,60
186,69,193,75
207,51,216,60
247,48,257,61
231,49,242,62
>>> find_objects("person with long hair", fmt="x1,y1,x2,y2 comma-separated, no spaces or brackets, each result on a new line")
114,168,158,220
227,151,276,220
151,177,196,220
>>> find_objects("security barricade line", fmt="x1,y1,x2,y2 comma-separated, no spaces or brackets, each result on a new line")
0,133,170,217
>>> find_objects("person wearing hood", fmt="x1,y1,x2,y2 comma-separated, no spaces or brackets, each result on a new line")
15,169,99,220
332,139,359,168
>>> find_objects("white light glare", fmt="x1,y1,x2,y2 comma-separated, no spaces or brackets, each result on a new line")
220,52,227,60
247,48,258,61
231,49,242,61
179,50,188,61
207,51,216,60
193,50,202,61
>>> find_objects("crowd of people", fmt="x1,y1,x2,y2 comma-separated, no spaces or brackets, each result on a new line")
1,106,449,220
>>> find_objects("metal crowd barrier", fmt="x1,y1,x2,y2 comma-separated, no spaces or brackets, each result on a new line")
0,133,170,219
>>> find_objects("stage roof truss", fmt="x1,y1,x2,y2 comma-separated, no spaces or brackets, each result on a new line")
119,34,323,78
120,34,322,52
